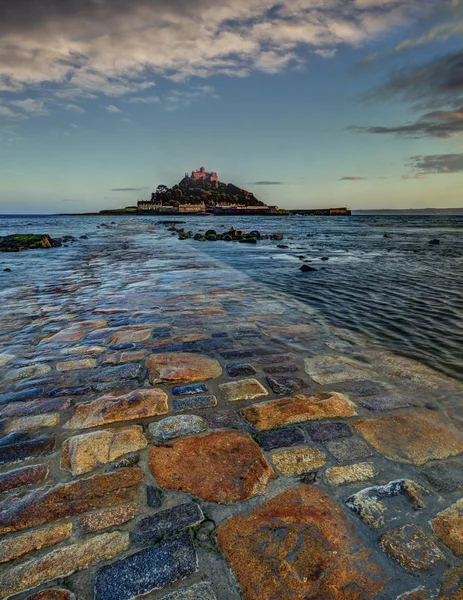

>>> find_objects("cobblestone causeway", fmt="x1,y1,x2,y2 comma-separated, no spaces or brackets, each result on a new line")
0,220,462,599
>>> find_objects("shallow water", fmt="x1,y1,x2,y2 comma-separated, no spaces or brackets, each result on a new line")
1,213,462,380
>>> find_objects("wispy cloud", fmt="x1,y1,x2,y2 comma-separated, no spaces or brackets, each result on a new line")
366,50,463,108
104,104,121,113
395,20,463,51
65,103,86,113
339,176,367,181
408,153,463,174
350,49,463,139
402,172,426,179
10,98,48,115
348,107,463,139
250,181,284,185
128,96,160,104
0,105,22,119
314,49,337,59
164,86,217,111
110,187,149,192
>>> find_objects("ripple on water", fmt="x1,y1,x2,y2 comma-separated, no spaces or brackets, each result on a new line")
0,213,462,381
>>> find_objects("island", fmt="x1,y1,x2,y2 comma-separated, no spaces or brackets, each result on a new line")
60,167,351,216
136,167,289,215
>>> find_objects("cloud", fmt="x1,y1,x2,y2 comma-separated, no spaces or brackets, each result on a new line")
396,20,463,51
128,96,160,103
10,98,48,115
408,153,463,174
314,49,338,59
367,50,463,108
0,105,22,119
348,107,463,138
402,172,426,179
339,176,367,180
104,104,121,113
110,187,149,191
250,181,284,185
65,103,85,113
164,85,217,111
0,0,442,102
350,49,463,139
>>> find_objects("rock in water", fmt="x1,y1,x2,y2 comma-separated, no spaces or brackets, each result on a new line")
0,235,62,252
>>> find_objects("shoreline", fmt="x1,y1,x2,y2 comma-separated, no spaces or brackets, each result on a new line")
0,220,462,599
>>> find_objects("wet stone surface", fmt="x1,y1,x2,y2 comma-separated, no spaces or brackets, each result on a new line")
326,437,375,463
149,415,207,441
358,395,414,411
94,534,198,600
171,383,208,396
0,219,462,599
226,363,257,377
134,503,204,544
256,426,305,450
305,421,352,443
172,394,217,411
380,524,446,573
149,430,275,504
159,582,217,600
266,375,304,394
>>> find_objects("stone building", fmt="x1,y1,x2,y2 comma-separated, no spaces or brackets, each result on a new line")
188,167,219,186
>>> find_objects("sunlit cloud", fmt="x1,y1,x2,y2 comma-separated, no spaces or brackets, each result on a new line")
10,98,48,115
65,103,86,113
104,104,121,113
0,0,441,105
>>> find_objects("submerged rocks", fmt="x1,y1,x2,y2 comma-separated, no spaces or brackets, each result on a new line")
180,226,276,244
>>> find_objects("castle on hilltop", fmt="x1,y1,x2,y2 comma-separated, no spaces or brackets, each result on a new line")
187,167,219,186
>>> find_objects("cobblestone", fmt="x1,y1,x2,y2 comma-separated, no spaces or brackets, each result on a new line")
94,534,197,600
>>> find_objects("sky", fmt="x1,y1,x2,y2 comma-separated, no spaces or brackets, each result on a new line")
1,0,463,212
